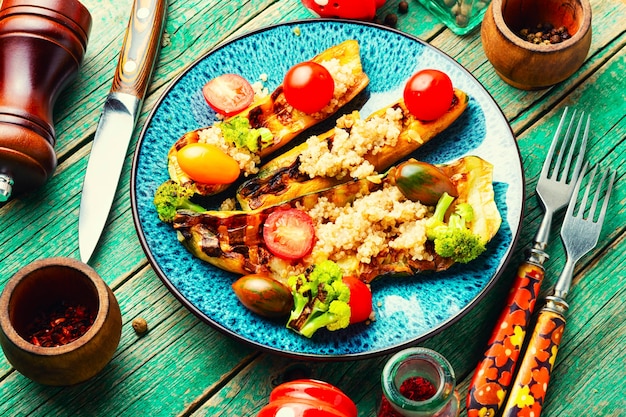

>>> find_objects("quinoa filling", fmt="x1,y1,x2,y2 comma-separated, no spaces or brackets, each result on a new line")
301,183,434,265
298,107,405,179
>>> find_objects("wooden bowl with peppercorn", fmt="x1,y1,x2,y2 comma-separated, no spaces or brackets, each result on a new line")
0,257,122,386
481,0,592,90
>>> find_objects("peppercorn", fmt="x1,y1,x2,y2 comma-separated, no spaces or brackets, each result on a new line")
384,13,398,28
455,13,469,27
398,1,409,14
132,317,148,335
517,22,572,45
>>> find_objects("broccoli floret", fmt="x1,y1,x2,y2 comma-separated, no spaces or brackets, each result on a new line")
426,193,486,264
286,260,351,338
298,300,351,336
425,192,455,240
220,116,273,153
456,202,477,223
153,180,206,223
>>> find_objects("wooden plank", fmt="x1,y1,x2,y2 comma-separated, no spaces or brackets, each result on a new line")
0,0,623,416
512,45,625,294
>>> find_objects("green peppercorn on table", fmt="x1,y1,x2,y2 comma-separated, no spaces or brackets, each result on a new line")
0,0,624,415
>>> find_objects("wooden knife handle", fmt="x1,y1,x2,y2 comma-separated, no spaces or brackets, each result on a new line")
466,261,545,417
501,307,566,417
111,0,167,99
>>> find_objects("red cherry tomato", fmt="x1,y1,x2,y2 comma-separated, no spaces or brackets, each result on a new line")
202,73,254,116
343,276,372,324
283,61,335,114
177,143,240,184
403,69,454,121
263,208,315,260
269,379,358,417
301,0,385,20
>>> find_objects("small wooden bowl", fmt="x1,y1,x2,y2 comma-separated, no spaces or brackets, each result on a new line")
0,257,122,386
481,0,592,90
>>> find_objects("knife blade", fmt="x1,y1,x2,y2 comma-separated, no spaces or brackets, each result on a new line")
79,0,167,263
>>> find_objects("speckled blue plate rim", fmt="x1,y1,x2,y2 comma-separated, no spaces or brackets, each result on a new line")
130,19,525,361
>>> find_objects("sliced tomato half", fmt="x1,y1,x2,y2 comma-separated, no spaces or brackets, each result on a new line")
301,0,382,20
263,208,315,260
202,73,254,116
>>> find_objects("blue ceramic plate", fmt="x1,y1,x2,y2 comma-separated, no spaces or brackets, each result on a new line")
131,20,524,359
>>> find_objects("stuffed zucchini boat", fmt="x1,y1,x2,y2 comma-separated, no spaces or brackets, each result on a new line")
166,39,370,196
172,155,501,284
236,88,469,210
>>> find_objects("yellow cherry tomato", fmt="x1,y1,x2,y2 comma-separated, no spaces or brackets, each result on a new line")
177,143,240,184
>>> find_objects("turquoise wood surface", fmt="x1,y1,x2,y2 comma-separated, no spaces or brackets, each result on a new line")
0,0,624,415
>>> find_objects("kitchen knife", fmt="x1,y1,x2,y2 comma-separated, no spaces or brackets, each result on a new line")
79,0,167,263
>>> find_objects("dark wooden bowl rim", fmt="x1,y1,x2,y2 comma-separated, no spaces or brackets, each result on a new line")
0,257,110,356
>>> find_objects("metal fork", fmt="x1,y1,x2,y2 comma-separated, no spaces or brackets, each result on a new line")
467,108,588,416
534,107,589,251
501,163,616,417
552,164,616,300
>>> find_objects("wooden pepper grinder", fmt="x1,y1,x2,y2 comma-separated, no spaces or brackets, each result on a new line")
0,0,92,202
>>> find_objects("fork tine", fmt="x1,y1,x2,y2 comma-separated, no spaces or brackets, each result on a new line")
597,169,616,223
566,162,589,218
566,164,616,222
562,114,589,183
588,167,608,218
541,107,571,178
542,108,587,183
553,109,579,180
565,164,598,218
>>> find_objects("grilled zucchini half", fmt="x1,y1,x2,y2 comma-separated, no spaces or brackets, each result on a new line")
167,39,370,196
172,155,501,284
236,88,469,210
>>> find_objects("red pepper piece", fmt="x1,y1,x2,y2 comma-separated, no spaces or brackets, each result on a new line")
301,0,385,21
258,398,351,417
269,379,357,417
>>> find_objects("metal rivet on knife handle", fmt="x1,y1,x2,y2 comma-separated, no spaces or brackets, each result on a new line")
112,0,167,100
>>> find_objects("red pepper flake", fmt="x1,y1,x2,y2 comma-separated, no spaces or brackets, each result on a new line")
25,302,95,347
378,396,400,417
378,376,437,416
400,376,437,401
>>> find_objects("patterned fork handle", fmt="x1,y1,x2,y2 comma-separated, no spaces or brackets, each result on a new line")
501,165,616,417
466,258,546,417
466,108,588,417
500,297,567,417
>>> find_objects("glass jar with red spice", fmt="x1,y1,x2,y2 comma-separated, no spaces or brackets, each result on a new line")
377,347,460,417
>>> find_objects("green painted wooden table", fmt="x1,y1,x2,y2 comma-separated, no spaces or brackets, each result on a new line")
1,0,624,415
